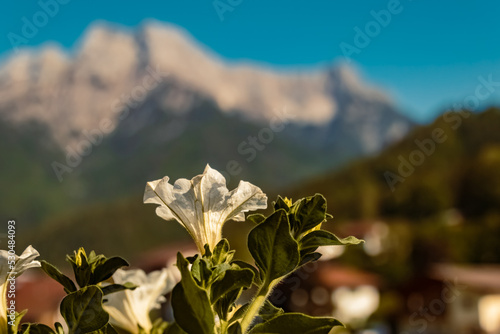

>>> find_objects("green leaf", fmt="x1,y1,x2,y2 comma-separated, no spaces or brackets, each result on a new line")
65,249,128,288
165,322,187,334
228,322,242,334
214,288,242,321
211,268,254,303
60,285,109,334
298,252,322,266
67,250,91,288
256,300,284,322
185,254,199,264
41,260,77,294
249,313,343,334
88,324,118,334
8,309,28,334
212,239,230,265
150,318,169,334
100,282,136,296
210,262,232,283
19,324,56,334
231,261,261,286
228,303,249,325
203,244,212,257
171,253,215,334
88,253,106,273
247,213,266,225
300,230,364,252
91,257,129,285
248,210,300,282
293,194,328,236
211,267,254,319
54,323,64,334
239,299,284,330
273,196,291,211
191,257,212,288
243,300,284,329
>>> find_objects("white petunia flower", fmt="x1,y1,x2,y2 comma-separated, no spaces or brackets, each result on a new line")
144,164,268,253
103,267,179,333
0,245,41,331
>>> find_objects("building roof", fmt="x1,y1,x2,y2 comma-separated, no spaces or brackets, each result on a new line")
430,263,500,293
14,272,66,324
312,262,382,288
131,241,198,272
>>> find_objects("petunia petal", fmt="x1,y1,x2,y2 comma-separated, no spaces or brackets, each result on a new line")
222,180,268,222
14,245,41,276
0,245,41,281
0,246,41,333
144,164,268,252
104,266,179,333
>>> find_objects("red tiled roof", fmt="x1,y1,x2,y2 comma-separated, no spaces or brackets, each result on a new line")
131,241,198,272
312,262,382,288
430,263,500,292
13,272,66,324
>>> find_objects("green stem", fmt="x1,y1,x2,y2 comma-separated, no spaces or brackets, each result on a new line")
240,280,277,333
220,319,229,334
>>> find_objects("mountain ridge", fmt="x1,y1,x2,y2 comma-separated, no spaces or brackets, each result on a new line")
0,20,412,153
0,20,415,227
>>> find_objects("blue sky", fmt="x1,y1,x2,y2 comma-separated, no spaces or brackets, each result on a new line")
2,0,500,122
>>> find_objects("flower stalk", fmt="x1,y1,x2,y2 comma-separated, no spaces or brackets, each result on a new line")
240,280,279,333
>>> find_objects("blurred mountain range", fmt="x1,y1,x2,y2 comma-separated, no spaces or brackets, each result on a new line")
27,108,500,265
0,21,413,226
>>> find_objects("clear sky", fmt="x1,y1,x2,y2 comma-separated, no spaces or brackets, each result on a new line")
2,0,500,122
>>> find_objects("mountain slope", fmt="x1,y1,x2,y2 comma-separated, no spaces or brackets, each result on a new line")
28,109,500,266
0,21,411,151
0,20,414,227
0,117,76,226
64,81,347,203
287,108,500,222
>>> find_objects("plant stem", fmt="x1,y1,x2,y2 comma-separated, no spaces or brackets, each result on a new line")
240,280,277,333
220,319,229,334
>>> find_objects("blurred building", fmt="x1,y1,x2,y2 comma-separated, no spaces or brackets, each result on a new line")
270,261,382,325
431,264,500,334
15,272,65,326
13,242,500,334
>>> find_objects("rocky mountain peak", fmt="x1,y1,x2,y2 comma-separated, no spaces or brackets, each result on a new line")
0,20,411,152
